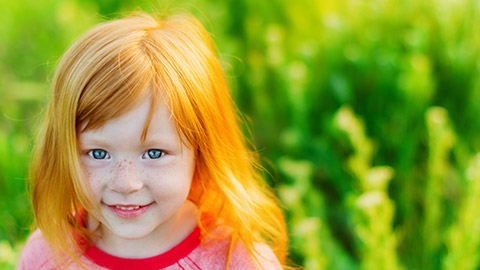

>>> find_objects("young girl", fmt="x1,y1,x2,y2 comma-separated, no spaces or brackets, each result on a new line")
17,11,288,270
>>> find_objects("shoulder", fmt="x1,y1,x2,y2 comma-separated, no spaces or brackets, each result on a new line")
17,229,55,270
251,242,282,270
231,241,282,270
17,229,103,270
187,228,282,270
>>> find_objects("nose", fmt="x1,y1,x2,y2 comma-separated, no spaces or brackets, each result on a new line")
108,160,143,194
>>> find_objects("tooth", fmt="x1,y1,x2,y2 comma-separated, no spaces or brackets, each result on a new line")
116,206,141,210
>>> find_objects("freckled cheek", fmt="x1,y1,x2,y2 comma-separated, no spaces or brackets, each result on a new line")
82,167,112,199
144,166,194,195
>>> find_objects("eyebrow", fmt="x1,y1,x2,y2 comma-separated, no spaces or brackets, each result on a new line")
77,136,114,149
140,134,179,147
78,132,179,148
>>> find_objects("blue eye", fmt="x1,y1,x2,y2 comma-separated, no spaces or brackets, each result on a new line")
89,149,110,159
144,149,164,159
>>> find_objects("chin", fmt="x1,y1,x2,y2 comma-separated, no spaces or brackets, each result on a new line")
109,224,157,240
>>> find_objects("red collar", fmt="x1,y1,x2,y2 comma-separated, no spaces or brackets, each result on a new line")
84,227,201,270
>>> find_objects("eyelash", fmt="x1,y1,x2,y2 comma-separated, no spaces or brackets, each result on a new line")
88,149,110,160
87,149,165,160
143,149,165,159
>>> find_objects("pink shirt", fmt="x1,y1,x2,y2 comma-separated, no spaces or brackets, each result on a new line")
17,227,281,270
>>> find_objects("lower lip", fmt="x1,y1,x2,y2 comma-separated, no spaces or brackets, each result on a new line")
107,203,153,219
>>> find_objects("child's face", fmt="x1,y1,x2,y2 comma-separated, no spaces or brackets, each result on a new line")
78,97,195,248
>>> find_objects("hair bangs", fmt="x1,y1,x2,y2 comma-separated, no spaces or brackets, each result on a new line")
76,48,155,132
140,15,221,152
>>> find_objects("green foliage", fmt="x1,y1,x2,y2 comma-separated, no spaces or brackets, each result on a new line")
335,106,402,270
3,0,480,269
0,240,22,270
423,107,456,268
444,154,480,270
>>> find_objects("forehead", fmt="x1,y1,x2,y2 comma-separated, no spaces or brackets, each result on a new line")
78,96,177,142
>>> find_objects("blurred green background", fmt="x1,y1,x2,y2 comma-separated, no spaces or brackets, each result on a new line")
2,0,480,269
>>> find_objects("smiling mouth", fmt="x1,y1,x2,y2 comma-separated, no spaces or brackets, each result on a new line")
106,203,154,218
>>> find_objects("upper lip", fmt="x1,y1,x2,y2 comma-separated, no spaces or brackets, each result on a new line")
105,202,153,207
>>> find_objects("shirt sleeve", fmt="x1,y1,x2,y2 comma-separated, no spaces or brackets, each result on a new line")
251,242,282,270
17,229,55,270
230,240,282,270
